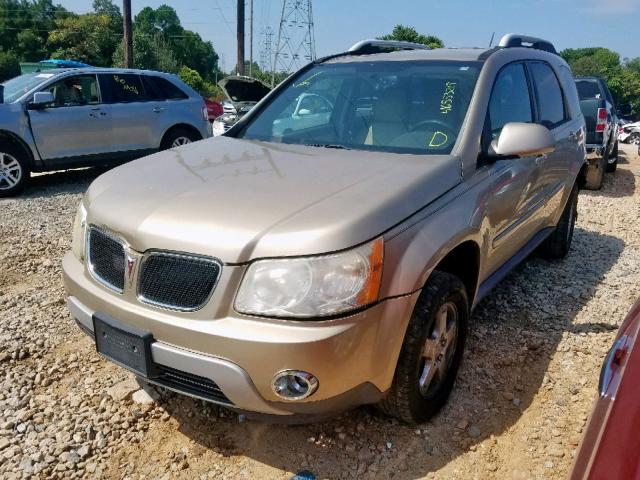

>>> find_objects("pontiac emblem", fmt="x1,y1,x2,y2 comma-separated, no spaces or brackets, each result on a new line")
124,250,139,290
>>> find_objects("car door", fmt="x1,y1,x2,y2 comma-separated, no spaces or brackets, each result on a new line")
483,62,548,275
527,61,577,224
98,73,157,153
28,73,113,161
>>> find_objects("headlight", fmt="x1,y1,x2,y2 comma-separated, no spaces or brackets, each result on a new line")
212,120,227,137
235,238,384,318
71,201,87,260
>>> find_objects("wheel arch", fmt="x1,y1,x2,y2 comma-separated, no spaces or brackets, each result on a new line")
0,129,36,167
429,240,481,308
160,123,203,149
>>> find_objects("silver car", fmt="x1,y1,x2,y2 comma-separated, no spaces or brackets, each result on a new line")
0,67,211,196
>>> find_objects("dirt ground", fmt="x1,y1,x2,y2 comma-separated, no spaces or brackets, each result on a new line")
1,145,639,480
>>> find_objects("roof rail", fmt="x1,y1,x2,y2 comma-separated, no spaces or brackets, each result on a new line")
498,34,557,54
348,39,431,55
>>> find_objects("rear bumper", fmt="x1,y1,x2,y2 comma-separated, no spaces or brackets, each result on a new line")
62,251,418,417
586,144,605,164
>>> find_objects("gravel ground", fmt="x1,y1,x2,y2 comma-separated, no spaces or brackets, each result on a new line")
1,145,639,480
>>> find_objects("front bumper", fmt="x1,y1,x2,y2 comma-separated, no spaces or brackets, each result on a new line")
62,252,419,416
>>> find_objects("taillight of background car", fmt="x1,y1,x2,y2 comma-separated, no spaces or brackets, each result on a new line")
595,108,608,132
598,308,640,399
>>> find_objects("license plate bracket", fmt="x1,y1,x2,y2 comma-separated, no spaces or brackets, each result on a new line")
93,313,157,378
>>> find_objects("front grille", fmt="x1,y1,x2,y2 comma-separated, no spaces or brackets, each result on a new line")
88,227,125,292
137,252,221,311
154,364,232,405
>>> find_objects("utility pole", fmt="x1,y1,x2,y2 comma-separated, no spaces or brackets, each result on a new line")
237,0,245,75
123,0,133,68
249,0,254,77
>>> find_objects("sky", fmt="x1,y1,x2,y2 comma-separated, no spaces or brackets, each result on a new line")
57,0,640,72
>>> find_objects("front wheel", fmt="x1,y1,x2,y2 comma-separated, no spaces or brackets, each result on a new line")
377,271,468,424
539,184,578,259
0,144,29,197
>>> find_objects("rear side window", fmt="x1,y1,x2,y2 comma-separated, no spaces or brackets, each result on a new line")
559,66,580,119
488,63,533,138
99,73,147,103
528,62,567,129
576,80,600,100
142,75,188,100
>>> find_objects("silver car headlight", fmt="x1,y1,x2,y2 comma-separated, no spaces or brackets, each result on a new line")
212,120,227,137
71,201,88,260
235,238,384,318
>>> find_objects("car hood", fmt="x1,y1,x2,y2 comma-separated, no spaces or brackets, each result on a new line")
85,137,461,263
218,76,270,108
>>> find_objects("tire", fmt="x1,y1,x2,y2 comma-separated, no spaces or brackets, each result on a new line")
606,141,618,173
161,127,201,150
539,184,578,259
377,271,468,424
0,143,29,197
583,155,605,190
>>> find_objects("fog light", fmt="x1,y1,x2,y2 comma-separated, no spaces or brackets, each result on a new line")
271,370,318,401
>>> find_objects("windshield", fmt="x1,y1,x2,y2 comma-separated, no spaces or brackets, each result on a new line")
238,60,481,155
1,72,54,103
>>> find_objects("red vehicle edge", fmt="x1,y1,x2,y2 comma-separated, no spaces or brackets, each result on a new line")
570,299,640,480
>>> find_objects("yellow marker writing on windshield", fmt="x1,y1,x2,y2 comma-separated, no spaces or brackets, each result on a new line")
429,131,448,148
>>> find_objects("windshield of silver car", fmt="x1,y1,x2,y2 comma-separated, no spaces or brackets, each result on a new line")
1,73,53,103
238,61,481,154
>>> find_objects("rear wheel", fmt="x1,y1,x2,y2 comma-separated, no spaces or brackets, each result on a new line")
377,271,468,424
0,144,29,197
584,155,605,190
161,127,201,150
539,184,578,259
606,141,618,173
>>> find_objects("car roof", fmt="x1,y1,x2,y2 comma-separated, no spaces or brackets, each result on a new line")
324,47,490,64
42,67,177,77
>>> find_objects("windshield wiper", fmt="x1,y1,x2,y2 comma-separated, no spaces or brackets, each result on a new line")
305,143,350,150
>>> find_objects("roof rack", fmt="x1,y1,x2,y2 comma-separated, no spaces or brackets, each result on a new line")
348,39,431,55
498,34,557,54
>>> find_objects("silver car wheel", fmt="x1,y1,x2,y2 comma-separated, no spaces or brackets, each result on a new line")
0,152,22,191
171,136,192,147
418,301,459,397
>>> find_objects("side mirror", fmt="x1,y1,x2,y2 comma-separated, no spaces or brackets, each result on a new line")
297,108,311,116
28,91,54,109
490,122,555,158
618,103,632,116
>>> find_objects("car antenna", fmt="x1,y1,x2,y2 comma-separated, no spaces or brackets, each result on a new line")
489,32,495,47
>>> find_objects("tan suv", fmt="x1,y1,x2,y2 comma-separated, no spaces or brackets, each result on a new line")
63,34,586,424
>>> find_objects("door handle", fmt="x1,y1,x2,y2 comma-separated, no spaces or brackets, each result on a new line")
153,107,165,113
90,106,100,111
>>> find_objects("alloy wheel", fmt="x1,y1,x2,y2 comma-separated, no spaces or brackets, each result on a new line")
171,136,192,147
418,301,459,397
0,152,22,191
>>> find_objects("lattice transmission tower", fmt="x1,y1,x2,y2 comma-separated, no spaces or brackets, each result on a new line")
272,0,316,85
259,27,275,72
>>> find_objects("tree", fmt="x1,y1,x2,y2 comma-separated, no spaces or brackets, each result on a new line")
379,25,444,49
47,13,120,66
112,31,179,73
560,47,640,114
0,50,20,82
